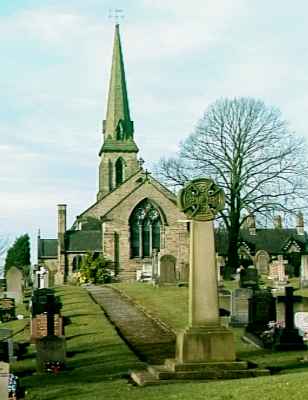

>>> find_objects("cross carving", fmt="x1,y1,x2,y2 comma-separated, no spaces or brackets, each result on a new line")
277,286,302,330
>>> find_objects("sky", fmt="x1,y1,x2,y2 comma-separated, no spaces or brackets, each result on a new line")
1,0,308,264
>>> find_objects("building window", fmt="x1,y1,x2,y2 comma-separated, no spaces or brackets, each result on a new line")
129,199,161,258
115,157,125,187
72,255,83,272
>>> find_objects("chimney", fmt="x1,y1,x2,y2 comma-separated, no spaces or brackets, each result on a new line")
296,212,304,235
274,215,282,229
246,213,256,235
58,204,67,235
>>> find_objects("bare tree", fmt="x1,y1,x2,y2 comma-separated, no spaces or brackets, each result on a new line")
156,98,308,278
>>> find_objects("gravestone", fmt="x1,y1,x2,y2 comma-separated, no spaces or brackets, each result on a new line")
0,362,9,400
6,267,23,304
31,289,63,341
0,329,14,363
35,295,66,372
231,288,253,326
179,262,189,283
300,255,308,288
159,255,176,284
269,259,287,287
255,250,270,275
295,312,308,340
240,265,259,290
275,286,306,350
0,298,15,322
246,289,276,336
152,249,159,283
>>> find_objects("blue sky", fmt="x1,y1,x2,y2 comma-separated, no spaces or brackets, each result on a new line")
1,0,308,264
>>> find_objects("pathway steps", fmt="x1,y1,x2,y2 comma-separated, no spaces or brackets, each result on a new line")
86,285,175,364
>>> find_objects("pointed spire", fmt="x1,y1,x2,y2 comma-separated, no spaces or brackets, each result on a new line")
100,24,138,154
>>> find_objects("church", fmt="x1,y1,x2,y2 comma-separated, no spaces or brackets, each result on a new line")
38,24,308,285
38,24,190,284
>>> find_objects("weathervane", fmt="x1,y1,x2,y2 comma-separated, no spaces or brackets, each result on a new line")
108,8,124,24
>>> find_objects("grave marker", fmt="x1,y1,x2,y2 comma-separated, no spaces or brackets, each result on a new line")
275,286,306,350
6,267,23,304
295,312,308,340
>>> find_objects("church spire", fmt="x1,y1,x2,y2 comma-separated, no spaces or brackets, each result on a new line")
100,24,138,155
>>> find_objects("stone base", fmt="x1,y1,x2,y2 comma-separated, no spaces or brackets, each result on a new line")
36,335,66,373
176,325,236,363
274,329,307,351
130,359,270,386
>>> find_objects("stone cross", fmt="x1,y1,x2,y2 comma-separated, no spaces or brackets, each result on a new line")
176,178,236,363
46,294,55,337
278,286,302,330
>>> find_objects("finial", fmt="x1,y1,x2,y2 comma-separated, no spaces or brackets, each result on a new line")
108,8,124,25
138,157,145,168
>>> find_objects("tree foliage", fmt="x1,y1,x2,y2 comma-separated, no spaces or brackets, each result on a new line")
79,253,113,284
156,97,308,278
5,234,31,274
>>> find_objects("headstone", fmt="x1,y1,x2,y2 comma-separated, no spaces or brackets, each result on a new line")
246,289,276,336
159,255,176,284
0,362,9,400
152,249,159,283
300,255,308,288
0,329,14,363
240,265,259,289
275,286,306,350
179,262,189,283
35,292,66,373
269,259,287,285
255,250,270,275
6,267,23,304
37,267,49,289
231,288,253,326
31,289,63,341
0,298,15,322
295,312,308,340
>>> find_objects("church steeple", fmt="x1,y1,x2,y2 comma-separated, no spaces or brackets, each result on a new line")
97,24,140,201
99,24,138,154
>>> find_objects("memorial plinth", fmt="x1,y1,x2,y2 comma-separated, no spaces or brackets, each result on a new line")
176,220,235,364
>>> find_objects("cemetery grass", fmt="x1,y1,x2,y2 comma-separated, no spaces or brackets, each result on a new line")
113,282,308,372
3,285,308,400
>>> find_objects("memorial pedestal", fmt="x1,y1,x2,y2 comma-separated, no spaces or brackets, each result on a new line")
176,325,236,363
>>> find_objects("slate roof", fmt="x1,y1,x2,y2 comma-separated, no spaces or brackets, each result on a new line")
215,228,308,256
66,230,102,252
38,239,58,258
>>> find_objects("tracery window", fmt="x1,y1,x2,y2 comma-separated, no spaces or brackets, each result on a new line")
129,199,161,258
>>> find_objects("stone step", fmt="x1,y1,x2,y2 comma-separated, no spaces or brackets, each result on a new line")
130,370,160,386
164,359,248,372
144,364,270,382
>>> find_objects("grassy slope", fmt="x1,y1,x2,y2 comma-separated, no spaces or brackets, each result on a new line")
4,284,308,399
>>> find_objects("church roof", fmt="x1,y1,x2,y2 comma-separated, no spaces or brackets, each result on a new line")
216,228,308,255
99,24,138,155
65,230,102,252
38,239,57,258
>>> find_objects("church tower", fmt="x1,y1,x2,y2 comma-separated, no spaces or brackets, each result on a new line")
97,24,139,201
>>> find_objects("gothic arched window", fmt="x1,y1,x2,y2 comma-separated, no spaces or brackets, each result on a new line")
72,255,83,272
129,199,161,258
115,158,125,187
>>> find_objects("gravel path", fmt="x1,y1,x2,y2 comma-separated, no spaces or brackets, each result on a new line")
86,285,175,364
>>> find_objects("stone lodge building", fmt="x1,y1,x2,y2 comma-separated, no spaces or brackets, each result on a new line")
38,24,190,284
